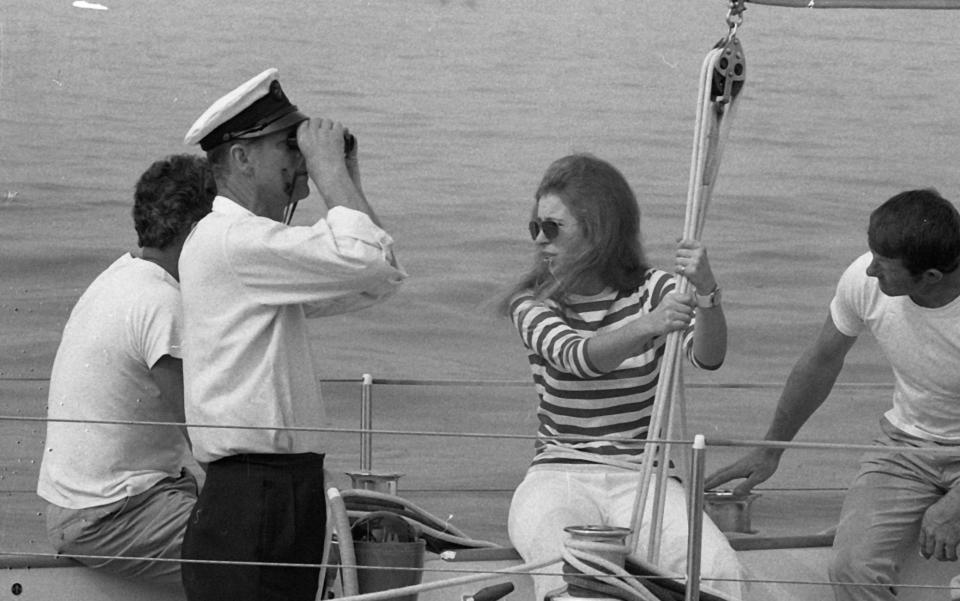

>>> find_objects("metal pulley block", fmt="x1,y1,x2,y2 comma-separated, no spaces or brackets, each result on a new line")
711,36,746,105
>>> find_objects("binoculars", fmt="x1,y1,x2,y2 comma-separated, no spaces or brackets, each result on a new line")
287,131,356,154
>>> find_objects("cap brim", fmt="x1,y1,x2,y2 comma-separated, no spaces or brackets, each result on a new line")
235,109,309,141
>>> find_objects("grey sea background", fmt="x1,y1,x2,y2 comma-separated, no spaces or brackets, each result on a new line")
2,0,960,552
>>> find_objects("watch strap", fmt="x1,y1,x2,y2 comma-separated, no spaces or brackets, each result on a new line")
696,285,721,308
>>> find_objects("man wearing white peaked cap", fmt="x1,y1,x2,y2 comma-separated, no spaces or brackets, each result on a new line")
178,68,406,601
185,68,310,150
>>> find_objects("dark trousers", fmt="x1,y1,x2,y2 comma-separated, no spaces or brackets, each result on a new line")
181,453,326,601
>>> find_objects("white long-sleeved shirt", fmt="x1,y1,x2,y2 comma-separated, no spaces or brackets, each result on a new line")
179,196,406,463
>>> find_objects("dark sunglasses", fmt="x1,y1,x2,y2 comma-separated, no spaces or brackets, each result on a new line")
529,219,560,241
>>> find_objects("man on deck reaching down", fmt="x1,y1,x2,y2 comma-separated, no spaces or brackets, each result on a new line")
706,188,960,601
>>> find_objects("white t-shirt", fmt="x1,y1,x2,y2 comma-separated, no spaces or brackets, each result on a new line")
37,254,192,509
830,251,960,442
179,197,405,463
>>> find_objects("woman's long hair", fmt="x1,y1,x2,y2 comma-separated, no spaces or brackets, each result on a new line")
498,153,649,315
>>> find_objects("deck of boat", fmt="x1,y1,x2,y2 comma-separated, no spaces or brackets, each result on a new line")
2,537,956,601
3,378,956,598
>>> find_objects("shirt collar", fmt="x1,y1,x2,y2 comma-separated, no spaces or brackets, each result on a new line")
212,195,255,217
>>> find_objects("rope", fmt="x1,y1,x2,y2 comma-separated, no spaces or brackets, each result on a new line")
343,511,499,551
326,556,559,601
560,538,662,601
344,489,470,539
629,25,746,564
329,488,361,596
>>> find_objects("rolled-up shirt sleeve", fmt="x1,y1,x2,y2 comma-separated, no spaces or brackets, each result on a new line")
225,206,406,315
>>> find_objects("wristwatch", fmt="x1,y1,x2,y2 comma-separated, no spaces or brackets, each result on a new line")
696,284,722,308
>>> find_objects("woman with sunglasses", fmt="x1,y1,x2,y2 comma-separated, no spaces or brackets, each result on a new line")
500,153,742,601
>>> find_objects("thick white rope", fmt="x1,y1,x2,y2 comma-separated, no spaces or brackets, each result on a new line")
629,41,738,563
560,538,665,601
329,487,361,596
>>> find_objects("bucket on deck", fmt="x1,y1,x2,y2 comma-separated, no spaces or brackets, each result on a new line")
354,540,426,601
352,511,426,601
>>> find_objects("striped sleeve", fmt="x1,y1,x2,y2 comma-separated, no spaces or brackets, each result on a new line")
646,270,700,368
510,293,602,378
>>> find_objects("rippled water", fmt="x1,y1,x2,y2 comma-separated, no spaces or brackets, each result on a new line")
2,0,960,383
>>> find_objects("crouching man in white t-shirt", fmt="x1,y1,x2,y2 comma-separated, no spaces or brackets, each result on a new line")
37,154,215,584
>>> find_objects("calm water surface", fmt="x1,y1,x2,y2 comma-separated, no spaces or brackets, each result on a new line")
4,0,960,555
2,1,960,383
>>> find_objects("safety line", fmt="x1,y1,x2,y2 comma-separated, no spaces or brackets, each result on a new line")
0,374,895,389
0,551,953,597
4,414,959,455
9,414,960,454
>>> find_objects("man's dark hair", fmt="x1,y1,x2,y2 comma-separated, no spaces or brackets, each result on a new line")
868,188,960,275
133,154,216,249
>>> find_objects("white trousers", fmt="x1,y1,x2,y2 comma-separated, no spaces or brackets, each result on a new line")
507,464,743,601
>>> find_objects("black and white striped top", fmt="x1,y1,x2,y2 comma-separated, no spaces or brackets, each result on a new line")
510,269,702,468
